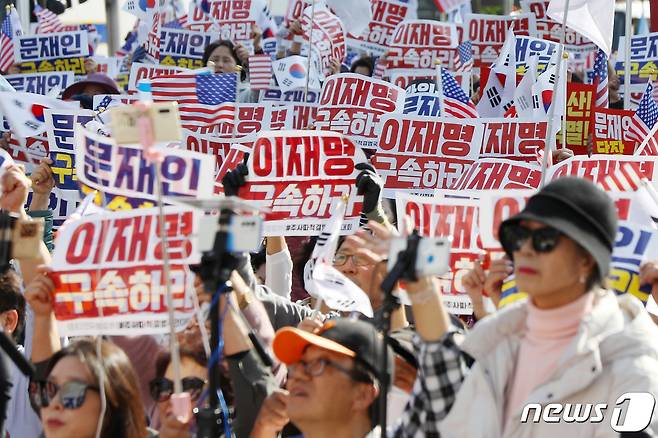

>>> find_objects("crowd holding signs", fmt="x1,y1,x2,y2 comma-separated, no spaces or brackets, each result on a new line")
1,0,658,437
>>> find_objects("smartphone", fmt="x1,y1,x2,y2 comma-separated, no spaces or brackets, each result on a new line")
197,214,263,253
387,236,452,277
110,102,182,144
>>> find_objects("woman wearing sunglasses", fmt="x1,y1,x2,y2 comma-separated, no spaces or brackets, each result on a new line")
30,339,149,438
150,348,210,437
441,177,658,437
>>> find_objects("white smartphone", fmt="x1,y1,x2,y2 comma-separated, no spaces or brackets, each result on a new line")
387,236,452,277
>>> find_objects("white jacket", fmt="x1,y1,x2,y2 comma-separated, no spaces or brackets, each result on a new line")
440,290,658,438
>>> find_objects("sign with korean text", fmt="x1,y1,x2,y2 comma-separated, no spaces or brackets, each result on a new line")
451,158,542,191
615,33,658,86
75,128,215,202
51,206,199,335
159,28,217,69
128,63,190,92
5,72,74,95
237,131,366,236
46,108,95,153
372,114,479,197
315,74,405,152
15,31,89,75
464,13,537,69
591,108,638,155
557,82,595,155
259,87,321,104
345,0,411,56
386,20,459,73
187,0,257,43
547,155,658,185
296,4,346,74
396,193,480,314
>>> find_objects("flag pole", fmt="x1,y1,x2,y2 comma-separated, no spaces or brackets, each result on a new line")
435,60,445,116
624,0,632,109
539,0,570,188
303,0,317,102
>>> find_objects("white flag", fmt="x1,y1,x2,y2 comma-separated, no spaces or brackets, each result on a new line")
326,0,371,37
514,56,538,118
0,92,77,138
547,0,614,55
272,55,321,93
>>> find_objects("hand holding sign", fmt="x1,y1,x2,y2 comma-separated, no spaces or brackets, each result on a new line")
24,266,56,318
639,261,658,304
1,164,31,214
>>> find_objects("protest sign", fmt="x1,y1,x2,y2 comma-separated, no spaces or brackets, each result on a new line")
187,0,257,43
7,135,48,172
51,264,196,336
433,0,469,13
92,56,121,78
52,207,201,270
396,193,480,314
295,4,346,75
315,74,405,152
78,184,156,212
236,131,366,236
287,104,318,129
15,31,90,75
345,0,412,56
478,119,548,162
75,128,215,202
520,0,597,62
259,87,321,104
182,129,234,173
547,155,658,185
592,108,639,155
128,63,190,92
451,158,542,191
372,114,479,197
393,69,470,93
159,28,216,69
557,82,596,155
614,32,658,85
5,72,74,95
45,108,95,153
50,151,78,190
50,206,199,335
464,13,537,69
514,36,557,74
386,20,459,74
404,80,442,117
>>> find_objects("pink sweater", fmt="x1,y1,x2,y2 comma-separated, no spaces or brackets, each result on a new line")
504,292,594,425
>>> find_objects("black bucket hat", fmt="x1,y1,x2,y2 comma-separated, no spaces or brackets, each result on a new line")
499,177,618,280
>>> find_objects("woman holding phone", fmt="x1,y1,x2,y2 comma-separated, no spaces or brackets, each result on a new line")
442,176,658,437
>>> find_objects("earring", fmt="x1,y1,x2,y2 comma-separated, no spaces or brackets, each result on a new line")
579,274,586,284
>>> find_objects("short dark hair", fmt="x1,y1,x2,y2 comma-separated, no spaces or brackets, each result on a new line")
0,270,25,341
202,40,247,81
350,57,374,76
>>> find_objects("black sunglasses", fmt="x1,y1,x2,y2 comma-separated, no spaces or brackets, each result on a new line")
500,224,562,254
29,380,99,410
149,377,206,403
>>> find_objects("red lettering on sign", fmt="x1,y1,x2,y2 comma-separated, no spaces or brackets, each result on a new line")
66,222,95,265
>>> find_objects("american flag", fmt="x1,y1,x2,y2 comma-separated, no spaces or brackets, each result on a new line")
34,4,64,33
0,7,20,73
441,67,479,118
116,30,138,57
592,49,608,108
248,54,273,90
638,124,658,156
453,40,474,73
627,81,658,145
150,72,237,129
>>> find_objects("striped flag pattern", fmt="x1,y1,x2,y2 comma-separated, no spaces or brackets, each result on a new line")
453,40,474,73
34,4,65,33
441,67,479,118
627,81,658,145
248,54,273,90
0,8,17,72
372,58,386,80
150,72,237,129
592,49,608,108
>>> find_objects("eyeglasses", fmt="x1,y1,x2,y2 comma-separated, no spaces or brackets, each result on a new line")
149,377,206,403
500,224,562,254
332,253,371,267
29,380,99,410
288,358,373,383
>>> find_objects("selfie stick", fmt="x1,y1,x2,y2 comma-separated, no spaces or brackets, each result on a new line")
378,230,421,434
135,82,191,423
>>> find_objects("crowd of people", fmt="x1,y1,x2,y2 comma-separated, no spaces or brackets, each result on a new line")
0,0,656,437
